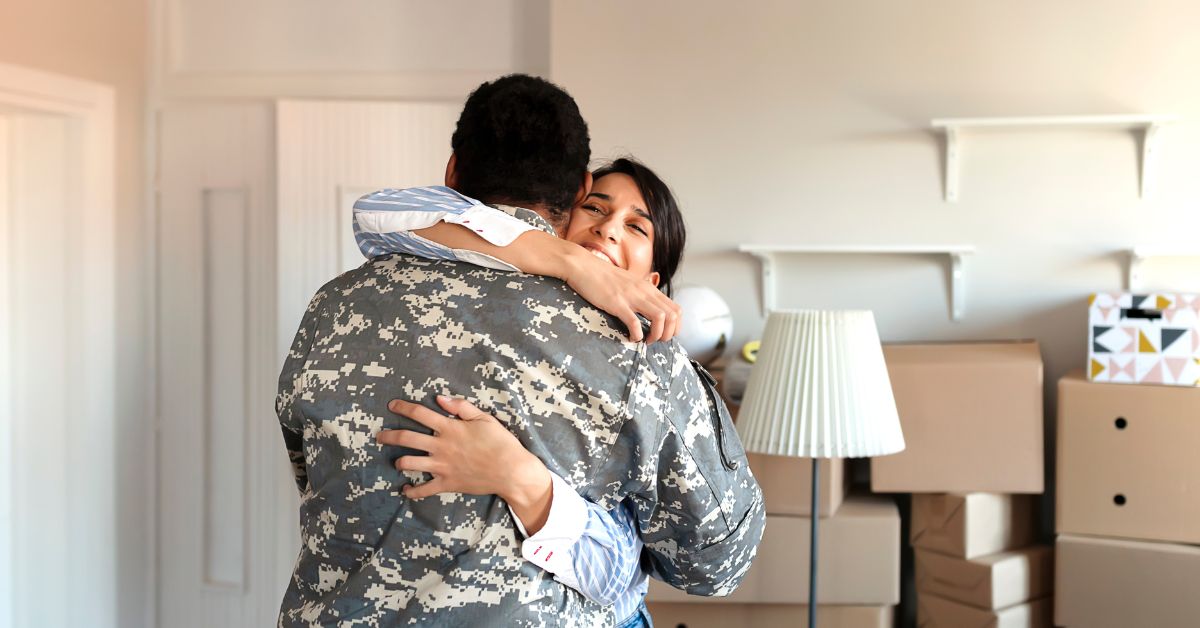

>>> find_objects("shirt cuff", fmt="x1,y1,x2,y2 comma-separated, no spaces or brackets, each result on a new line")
510,471,589,581
443,203,539,247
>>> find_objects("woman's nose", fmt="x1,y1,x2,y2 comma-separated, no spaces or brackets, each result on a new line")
593,217,620,242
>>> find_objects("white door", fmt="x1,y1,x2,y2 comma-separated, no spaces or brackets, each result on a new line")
156,104,284,627
156,100,457,626
0,65,116,628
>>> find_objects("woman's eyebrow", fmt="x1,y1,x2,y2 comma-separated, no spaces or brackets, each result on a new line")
586,192,611,201
634,207,652,221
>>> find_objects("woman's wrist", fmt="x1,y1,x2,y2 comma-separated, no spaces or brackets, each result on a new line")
545,234,592,283
502,451,554,535
503,229,584,281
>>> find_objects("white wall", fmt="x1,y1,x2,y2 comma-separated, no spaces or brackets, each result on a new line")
551,0,1200,389
154,0,550,101
0,3,148,628
167,0,547,75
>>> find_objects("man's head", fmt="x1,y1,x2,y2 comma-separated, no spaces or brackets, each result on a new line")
446,74,591,231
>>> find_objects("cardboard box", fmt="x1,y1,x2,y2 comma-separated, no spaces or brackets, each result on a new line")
1057,371,1200,544
918,594,1051,628
911,493,1037,559
914,546,1053,610
871,341,1044,493
647,603,894,628
648,496,900,605
1088,292,1200,387
1056,534,1200,628
747,454,847,517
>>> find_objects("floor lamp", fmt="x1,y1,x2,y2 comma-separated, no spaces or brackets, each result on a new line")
736,310,905,628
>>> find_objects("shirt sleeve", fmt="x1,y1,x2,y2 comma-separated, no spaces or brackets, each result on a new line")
509,472,643,606
510,471,589,582
352,186,538,272
568,501,643,606
621,344,767,597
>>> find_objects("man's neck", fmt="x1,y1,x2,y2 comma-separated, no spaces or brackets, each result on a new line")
482,197,566,236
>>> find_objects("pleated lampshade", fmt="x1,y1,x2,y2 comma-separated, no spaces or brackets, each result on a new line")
737,309,905,459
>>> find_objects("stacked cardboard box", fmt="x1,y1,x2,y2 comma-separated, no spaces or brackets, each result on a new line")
871,341,1045,494
1054,371,1200,628
745,453,847,517
647,494,899,626
868,341,1051,628
911,494,1053,627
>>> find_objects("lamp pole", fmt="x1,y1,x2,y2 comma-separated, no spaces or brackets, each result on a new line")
809,457,819,628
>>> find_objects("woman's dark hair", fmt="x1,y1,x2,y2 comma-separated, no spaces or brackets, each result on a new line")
451,74,591,219
592,157,687,297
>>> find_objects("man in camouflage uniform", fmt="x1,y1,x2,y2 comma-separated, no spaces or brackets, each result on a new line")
277,74,765,627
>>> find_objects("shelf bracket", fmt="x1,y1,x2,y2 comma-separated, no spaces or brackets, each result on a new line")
745,250,777,313
1128,249,1143,292
943,125,960,202
1140,123,1161,199
949,250,966,321
1127,247,1200,292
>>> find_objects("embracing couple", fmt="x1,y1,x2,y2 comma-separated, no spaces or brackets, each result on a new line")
277,74,765,627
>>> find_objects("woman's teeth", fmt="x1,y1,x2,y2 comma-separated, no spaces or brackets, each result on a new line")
590,249,615,265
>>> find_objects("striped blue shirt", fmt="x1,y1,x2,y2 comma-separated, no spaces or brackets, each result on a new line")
352,186,649,623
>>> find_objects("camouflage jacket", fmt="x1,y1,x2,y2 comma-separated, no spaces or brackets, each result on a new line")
276,208,765,627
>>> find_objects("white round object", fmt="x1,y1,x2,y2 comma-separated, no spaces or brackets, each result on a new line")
673,285,733,365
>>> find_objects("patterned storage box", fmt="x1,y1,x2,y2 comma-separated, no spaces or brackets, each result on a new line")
1088,292,1200,386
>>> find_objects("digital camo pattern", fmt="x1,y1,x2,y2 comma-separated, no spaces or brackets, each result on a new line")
277,210,765,627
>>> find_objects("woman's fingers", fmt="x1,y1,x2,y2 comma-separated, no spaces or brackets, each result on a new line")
664,299,681,342
621,309,644,343
403,478,449,500
434,395,488,421
636,290,680,344
395,454,440,475
648,309,667,343
376,428,438,452
387,399,452,432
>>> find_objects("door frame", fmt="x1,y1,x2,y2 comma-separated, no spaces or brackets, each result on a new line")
0,62,116,628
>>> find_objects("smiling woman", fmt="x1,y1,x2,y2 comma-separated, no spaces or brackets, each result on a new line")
568,158,687,297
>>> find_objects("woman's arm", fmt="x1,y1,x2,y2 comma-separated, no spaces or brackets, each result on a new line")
354,186,538,272
377,397,643,606
353,186,679,343
416,223,678,343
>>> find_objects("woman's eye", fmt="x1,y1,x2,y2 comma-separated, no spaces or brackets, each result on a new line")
630,224,649,236
582,204,602,214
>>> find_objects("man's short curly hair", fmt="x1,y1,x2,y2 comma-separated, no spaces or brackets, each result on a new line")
451,74,590,218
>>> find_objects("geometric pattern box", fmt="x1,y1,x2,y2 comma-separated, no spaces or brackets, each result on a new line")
1089,292,1200,387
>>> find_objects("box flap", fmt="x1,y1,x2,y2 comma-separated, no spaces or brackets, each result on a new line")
884,340,1042,367
920,594,1051,628
911,494,965,548
916,548,990,591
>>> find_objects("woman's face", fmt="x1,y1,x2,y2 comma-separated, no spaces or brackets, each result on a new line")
564,173,660,287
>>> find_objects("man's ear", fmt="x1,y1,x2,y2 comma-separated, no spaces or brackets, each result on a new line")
444,153,459,189
573,171,594,207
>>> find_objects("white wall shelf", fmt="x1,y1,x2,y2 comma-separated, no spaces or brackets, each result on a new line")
1126,247,1200,292
738,244,976,321
931,114,1179,202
